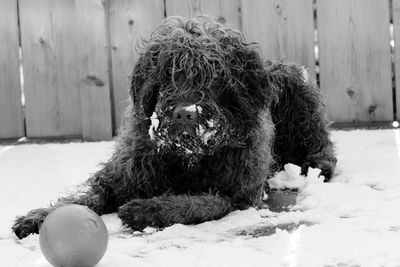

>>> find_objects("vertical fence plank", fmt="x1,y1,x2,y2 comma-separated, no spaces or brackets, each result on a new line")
166,0,241,30
19,0,82,138
241,0,316,78
318,0,392,124
109,0,164,129
19,0,111,140
0,0,24,139
393,0,400,121
77,0,112,141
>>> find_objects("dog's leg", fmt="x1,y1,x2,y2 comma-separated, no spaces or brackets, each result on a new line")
118,194,232,230
11,208,50,239
268,61,337,180
12,166,116,239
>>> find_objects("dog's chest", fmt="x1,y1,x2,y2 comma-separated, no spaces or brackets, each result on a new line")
161,159,220,194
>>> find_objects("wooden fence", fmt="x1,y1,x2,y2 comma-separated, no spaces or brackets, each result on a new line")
0,0,398,141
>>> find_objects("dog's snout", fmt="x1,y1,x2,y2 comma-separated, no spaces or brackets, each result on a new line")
172,104,198,125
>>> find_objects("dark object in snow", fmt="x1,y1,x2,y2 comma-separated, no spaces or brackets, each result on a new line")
12,16,336,239
266,189,299,212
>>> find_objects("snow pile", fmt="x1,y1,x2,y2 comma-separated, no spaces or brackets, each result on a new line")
265,163,324,213
1,129,400,266
268,163,323,190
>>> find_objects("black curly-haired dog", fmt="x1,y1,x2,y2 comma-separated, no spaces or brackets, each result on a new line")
12,16,336,239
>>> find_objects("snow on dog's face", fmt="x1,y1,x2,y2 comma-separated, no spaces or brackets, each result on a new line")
147,101,230,160
130,16,272,162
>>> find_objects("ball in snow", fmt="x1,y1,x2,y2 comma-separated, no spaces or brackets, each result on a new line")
39,204,108,267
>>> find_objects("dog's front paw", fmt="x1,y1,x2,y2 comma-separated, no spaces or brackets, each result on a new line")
12,208,50,239
118,199,163,231
301,159,336,182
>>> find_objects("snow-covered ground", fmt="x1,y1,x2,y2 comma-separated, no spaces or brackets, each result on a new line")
1,129,400,267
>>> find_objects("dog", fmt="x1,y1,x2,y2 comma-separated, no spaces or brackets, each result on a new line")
12,16,336,239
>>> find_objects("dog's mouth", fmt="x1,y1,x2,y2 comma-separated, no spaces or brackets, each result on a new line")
148,107,230,159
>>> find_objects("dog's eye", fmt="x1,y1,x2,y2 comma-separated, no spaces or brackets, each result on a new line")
218,92,240,111
217,91,250,122
142,87,159,118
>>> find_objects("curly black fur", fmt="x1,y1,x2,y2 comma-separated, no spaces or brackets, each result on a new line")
12,16,336,239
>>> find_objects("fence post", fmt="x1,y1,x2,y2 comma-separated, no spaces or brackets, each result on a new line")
241,0,316,79
317,0,392,124
0,0,24,139
18,0,112,140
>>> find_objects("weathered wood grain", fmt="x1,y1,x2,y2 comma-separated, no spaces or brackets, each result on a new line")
19,0,112,140
19,0,83,137
241,0,316,78
77,0,112,141
0,0,24,139
317,0,392,123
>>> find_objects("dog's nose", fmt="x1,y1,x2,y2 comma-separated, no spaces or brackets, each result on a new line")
172,104,198,125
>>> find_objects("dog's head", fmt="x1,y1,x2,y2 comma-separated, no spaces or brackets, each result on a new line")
130,16,272,162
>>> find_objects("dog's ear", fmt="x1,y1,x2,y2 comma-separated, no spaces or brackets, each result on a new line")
129,55,160,117
130,77,159,118
238,51,278,111
258,62,279,109
141,85,159,118
129,62,142,111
